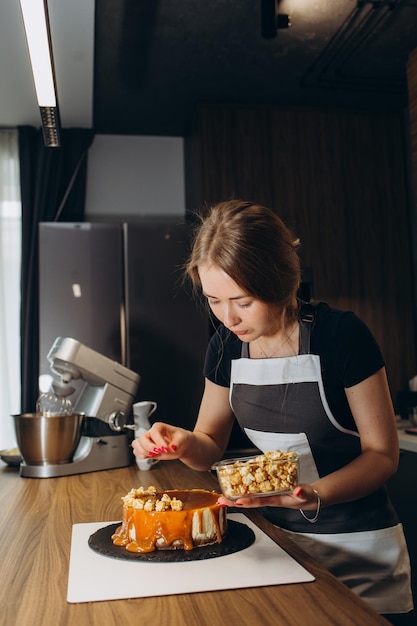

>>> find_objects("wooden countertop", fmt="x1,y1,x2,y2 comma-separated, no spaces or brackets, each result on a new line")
0,460,389,626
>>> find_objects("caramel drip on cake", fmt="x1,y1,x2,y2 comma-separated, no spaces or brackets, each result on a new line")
112,488,226,553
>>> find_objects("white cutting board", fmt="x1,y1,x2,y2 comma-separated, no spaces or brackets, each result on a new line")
67,513,314,603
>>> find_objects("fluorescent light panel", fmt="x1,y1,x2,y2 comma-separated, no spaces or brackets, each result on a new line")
19,0,60,147
19,0,56,107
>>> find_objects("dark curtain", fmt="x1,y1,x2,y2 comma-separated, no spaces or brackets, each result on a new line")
18,126,94,413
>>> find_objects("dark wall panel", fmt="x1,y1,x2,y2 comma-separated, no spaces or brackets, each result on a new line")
185,104,416,399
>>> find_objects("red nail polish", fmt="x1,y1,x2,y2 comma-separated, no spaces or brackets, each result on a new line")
161,446,168,453
171,444,177,451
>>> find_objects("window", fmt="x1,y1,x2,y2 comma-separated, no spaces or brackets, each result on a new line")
0,129,21,448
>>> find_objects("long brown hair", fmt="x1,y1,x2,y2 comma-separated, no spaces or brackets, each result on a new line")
185,200,301,319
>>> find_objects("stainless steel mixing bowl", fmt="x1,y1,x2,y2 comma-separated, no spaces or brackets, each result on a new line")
12,413,84,466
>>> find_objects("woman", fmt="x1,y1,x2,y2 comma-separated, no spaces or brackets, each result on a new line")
132,200,414,624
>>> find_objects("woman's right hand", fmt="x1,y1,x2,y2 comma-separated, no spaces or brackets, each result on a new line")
131,421,192,461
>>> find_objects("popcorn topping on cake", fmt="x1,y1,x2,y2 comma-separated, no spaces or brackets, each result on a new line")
121,486,184,511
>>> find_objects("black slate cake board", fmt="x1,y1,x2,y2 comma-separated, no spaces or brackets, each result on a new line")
88,519,255,563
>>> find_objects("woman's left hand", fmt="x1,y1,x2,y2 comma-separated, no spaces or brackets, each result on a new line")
217,483,320,510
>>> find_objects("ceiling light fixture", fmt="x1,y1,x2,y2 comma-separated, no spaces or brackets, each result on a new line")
19,0,61,147
260,0,291,39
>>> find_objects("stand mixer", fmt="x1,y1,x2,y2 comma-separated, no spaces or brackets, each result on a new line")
19,337,141,478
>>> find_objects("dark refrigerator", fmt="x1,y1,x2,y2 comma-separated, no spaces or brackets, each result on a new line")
38,220,209,430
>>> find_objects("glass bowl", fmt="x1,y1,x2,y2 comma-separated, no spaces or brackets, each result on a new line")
212,450,299,500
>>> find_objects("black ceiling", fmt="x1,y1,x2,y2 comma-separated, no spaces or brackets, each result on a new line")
92,0,417,137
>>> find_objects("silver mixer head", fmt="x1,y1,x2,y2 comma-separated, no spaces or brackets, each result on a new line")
46,337,140,423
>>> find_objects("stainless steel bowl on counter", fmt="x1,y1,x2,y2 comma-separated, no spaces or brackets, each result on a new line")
12,413,84,466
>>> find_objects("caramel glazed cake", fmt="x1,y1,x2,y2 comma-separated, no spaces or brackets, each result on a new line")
111,486,227,553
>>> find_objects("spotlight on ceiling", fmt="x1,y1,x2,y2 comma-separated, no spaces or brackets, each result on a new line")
19,0,61,147
260,0,291,39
